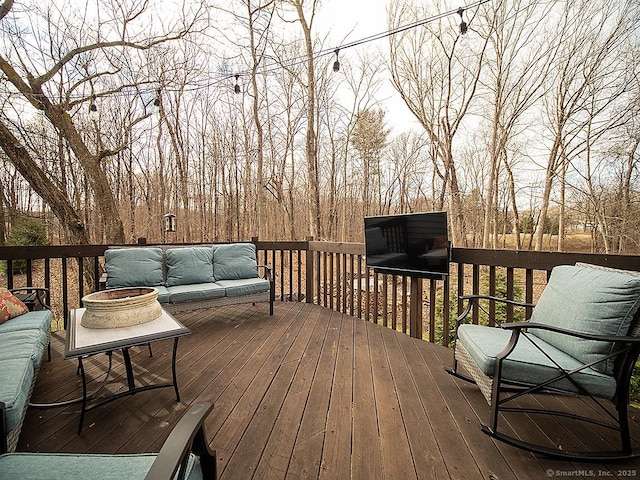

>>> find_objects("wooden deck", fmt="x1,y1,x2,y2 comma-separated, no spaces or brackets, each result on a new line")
18,302,640,479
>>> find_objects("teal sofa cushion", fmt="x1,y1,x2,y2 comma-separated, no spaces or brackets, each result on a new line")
167,283,226,304
215,278,271,297
0,452,202,480
213,243,258,281
0,357,35,431
105,248,165,289
0,329,48,367
458,324,617,399
529,265,640,374
154,285,171,304
165,247,215,287
0,310,51,336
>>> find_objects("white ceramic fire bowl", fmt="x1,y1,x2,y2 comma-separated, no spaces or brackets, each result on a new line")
80,287,162,329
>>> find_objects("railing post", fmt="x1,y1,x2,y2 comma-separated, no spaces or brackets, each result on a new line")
305,236,314,304
409,277,423,339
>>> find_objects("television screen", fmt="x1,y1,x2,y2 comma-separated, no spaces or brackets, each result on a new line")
364,211,450,279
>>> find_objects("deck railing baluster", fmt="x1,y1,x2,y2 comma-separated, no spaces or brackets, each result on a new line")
0,242,639,346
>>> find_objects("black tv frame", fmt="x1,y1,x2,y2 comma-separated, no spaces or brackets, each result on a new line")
364,211,451,280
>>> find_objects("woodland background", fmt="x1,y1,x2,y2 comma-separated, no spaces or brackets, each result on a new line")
0,0,638,253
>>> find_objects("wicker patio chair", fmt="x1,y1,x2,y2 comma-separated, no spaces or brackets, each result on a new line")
448,263,640,461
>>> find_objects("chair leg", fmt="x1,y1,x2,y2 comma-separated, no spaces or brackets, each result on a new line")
617,394,632,455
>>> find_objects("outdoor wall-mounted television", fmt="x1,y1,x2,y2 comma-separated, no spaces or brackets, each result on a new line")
364,211,450,279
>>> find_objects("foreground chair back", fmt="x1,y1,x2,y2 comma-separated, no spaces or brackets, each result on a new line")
0,401,216,480
448,263,640,461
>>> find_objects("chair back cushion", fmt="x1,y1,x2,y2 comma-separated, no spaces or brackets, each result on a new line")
105,247,165,288
530,265,640,375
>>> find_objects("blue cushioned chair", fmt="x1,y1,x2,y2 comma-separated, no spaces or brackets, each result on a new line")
0,402,216,480
448,264,640,461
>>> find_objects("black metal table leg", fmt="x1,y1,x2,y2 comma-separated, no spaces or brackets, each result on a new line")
122,347,136,391
78,357,87,434
172,338,180,402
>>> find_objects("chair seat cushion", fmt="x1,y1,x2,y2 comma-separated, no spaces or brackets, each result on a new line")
529,265,640,375
215,278,271,297
154,285,171,304
0,452,202,480
457,324,617,399
167,283,226,304
0,357,35,431
0,310,52,335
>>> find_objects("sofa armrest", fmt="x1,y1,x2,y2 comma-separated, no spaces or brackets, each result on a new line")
257,264,273,282
99,273,108,291
9,287,50,310
144,401,216,480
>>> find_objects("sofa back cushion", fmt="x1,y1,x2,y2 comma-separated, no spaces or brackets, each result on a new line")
213,243,258,281
166,247,215,286
530,264,640,375
105,248,165,288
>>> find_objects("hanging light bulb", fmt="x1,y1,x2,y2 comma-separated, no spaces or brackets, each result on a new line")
234,74,241,94
458,8,468,36
332,49,340,72
89,94,97,113
153,89,161,107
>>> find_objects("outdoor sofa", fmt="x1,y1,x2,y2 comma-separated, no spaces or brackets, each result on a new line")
0,288,52,454
102,242,274,315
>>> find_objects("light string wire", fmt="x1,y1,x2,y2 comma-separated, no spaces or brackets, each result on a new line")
222,0,490,88
78,0,490,103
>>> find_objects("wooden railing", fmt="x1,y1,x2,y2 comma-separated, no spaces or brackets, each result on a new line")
1,241,639,346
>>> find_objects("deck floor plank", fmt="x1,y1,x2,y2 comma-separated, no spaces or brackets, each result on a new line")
319,309,355,480
351,315,384,480
16,302,640,480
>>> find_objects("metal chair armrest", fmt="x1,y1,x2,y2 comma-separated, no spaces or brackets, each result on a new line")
144,401,216,480
455,295,536,329
459,294,536,309
501,321,640,344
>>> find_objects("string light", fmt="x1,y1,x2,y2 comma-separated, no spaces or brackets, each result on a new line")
89,94,97,113
458,8,468,36
153,89,161,107
73,1,488,102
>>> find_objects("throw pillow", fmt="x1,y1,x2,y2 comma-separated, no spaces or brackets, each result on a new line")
0,288,29,323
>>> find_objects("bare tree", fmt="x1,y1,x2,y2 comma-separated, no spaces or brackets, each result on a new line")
388,0,489,246
281,0,322,238
0,0,207,243
532,0,638,251
477,0,552,248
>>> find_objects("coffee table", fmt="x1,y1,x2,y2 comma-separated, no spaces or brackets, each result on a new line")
65,307,190,433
